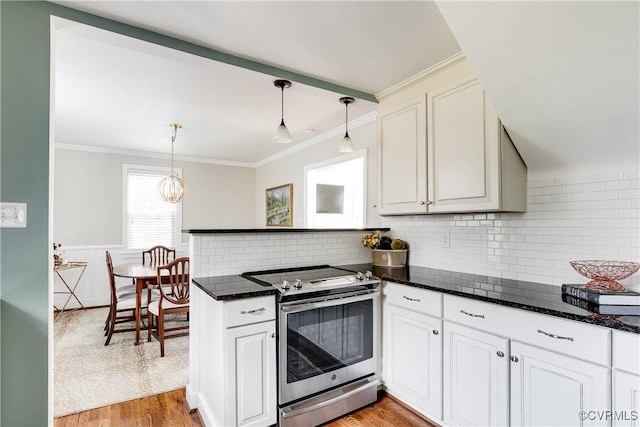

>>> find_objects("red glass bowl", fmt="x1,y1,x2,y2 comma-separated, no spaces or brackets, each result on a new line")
570,260,640,292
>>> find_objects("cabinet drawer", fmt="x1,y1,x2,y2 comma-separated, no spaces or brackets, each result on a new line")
613,330,640,375
384,282,442,317
444,294,611,365
225,295,276,328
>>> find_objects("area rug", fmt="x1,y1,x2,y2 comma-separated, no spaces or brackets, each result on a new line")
54,307,189,417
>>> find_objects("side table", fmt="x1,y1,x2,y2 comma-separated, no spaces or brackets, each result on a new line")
54,261,88,318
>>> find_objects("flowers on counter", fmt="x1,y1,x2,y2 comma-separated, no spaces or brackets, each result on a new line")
362,231,406,250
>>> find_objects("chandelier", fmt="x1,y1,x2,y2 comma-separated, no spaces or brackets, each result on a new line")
158,123,186,203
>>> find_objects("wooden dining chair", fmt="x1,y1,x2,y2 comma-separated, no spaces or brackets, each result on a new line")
147,257,190,357
105,250,157,346
142,245,176,267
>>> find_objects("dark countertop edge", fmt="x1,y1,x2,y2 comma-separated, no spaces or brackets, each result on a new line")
192,277,277,301
182,227,390,234
386,277,640,334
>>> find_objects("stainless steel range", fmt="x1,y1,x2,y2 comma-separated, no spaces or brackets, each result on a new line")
244,265,380,427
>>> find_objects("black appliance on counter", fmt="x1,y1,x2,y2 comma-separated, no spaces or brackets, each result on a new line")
244,265,380,427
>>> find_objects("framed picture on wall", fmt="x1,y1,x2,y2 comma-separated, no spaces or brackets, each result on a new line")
266,183,293,227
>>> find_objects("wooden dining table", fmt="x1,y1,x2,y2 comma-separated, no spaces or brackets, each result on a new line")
112,263,168,345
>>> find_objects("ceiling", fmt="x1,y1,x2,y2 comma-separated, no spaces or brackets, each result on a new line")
436,0,639,177
52,1,640,176
52,1,461,165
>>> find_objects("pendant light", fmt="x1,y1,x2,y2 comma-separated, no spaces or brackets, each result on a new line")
158,123,186,203
339,96,355,153
273,79,293,144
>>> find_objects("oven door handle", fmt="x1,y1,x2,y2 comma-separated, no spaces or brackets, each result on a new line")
280,289,378,313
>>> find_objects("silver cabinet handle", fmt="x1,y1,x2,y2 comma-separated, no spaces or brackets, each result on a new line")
537,329,574,342
419,201,426,205
271,333,276,338
433,330,439,335
403,296,421,302
497,351,505,358
511,355,519,363
241,307,265,315
460,309,485,319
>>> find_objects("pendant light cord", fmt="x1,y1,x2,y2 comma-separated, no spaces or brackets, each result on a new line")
281,86,285,124
170,124,181,178
344,101,349,138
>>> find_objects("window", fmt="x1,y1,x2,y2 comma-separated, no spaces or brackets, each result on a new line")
123,165,182,251
305,150,365,228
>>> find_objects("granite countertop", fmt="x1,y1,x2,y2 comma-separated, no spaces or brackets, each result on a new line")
336,263,640,334
192,275,276,301
183,227,389,234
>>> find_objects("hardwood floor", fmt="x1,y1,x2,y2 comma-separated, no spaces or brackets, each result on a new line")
54,389,439,427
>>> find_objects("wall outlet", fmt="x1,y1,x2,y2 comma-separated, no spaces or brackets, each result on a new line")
441,233,450,248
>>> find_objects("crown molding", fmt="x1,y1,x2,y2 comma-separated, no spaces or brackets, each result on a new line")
376,51,466,100
55,143,255,168
55,111,378,169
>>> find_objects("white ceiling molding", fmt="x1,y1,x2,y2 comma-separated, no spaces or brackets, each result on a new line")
56,110,377,169
55,143,255,168
376,51,465,100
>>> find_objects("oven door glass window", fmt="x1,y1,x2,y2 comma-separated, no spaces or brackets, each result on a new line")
286,299,373,383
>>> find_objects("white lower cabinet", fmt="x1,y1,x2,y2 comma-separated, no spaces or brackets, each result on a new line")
188,287,277,427
510,341,611,427
443,321,509,426
384,304,442,418
613,330,640,427
613,371,640,427
382,282,443,419
227,321,277,427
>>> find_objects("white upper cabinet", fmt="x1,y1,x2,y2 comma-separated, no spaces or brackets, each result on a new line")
377,95,428,215
376,56,527,215
427,75,526,212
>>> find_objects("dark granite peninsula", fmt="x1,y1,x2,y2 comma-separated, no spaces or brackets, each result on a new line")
183,227,389,233
337,263,640,334
192,275,276,301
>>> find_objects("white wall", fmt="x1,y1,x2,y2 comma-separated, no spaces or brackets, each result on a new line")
382,168,640,288
53,148,256,308
54,148,256,246
254,120,382,229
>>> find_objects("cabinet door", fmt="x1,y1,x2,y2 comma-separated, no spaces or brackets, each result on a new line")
427,75,501,212
384,304,442,418
511,341,611,427
227,320,277,427
613,371,640,427
443,321,509,426
377,95,428,215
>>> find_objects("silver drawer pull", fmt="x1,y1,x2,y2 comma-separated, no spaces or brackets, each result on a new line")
403,296,421,302
241,307,266,315
537,329,574,342
460,309,485,318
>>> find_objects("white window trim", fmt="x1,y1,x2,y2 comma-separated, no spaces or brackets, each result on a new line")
303,148,367,228
122,164,183,254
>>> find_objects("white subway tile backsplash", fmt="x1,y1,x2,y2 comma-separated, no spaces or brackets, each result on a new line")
381,169,639,287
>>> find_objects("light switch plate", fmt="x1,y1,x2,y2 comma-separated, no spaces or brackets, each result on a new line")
1,202,27,228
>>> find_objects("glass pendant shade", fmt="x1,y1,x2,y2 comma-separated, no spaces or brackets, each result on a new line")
339,96,355,153
158,123,185,203
339,134,355,153
273,119,293,144
274,80,294,144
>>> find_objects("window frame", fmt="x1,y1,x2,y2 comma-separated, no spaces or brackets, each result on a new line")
303,149,367,228
122,164,183,253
